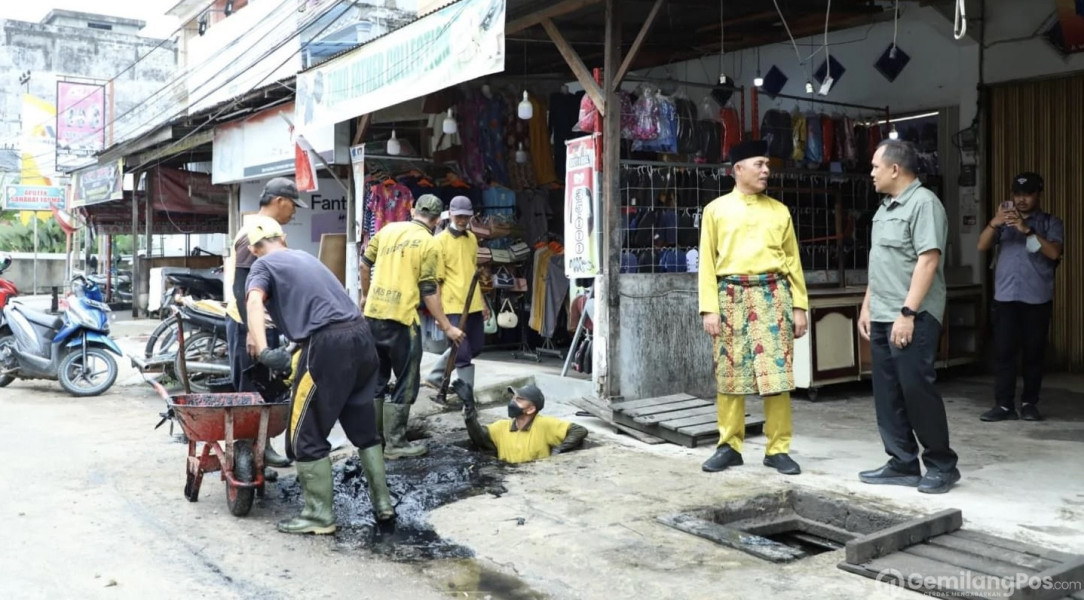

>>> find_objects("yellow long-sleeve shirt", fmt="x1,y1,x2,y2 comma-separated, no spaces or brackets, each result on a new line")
697,190,809,313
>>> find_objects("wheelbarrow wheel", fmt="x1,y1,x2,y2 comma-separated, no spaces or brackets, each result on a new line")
226,440,256,517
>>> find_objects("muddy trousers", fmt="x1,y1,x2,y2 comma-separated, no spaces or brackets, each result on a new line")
287,318,381,462
716,393,792,456
370,318,422,406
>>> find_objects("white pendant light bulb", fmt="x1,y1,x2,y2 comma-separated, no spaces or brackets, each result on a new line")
517,91,533,120
515,142,528,164
805,80,814,94
387,129,401,155
442,109,457,135
888,124,900,140
754,70,764,88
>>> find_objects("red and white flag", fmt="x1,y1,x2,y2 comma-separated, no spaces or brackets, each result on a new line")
292,127,319,193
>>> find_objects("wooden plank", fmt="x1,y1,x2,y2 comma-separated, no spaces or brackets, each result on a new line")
612,421,666,444
619,399,709,418
903,544,1038,579
845,509,963,565
610,393,695,411
656,411,719,429
929,535,1057,572
951,530,1078,563
657,513,806,563
612,0,666,90
569,395,613,422
840,553,992,599
506,0,603,34
676,418,764,437
540,18,606,116
1013,557,1084,600
633,405,715,426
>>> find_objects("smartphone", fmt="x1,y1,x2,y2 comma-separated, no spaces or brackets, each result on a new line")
1000,200,1015,211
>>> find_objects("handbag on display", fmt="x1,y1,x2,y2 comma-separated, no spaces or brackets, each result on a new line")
478,266,494,291
497,298,519,329
483,296,498,334
476,247,492,265
493,266,515,289
512,275,528,293
509,241,531,262
470,215,491,239
488,214,516,239
490,248,514,264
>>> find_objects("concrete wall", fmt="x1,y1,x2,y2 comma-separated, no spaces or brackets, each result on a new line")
0,15,178,151
618,274,715,401
5,252,67,294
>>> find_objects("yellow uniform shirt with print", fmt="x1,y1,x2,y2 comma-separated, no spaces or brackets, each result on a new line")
697,191,808,313
363,221,441,326
486,415,572,464
435,229,484,315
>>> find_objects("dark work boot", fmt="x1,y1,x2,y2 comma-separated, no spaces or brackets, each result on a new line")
1020,403,1043,422
764,453,801,475
701,446,743,472
859,463,921,487
918,469,961,494
980,406,1019,422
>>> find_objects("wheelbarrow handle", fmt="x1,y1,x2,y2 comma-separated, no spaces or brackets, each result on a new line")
149,379,172,403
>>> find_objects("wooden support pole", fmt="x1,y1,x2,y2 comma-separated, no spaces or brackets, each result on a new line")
595,0,621,402
540,18,606,116
506,0,603,34
612,0,666,91
130,175,139,318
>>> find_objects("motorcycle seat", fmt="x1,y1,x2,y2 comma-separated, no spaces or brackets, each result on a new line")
181,297,228,319
21,306,63,330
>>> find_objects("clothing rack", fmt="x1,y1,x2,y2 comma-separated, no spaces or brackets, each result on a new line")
751,88,891,140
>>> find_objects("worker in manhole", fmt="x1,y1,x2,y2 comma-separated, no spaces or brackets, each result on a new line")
244,217,395,534
423,196,490,397
859,139,961,494
697,139,808,476
452,381,588,464
361,194,466,459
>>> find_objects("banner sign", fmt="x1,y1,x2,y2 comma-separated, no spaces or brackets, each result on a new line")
56,81,106,172
3,185,65,211
212,101,340,184
350,144,366,242
71,160,124,208
149,167,229,215
563,135,601,278
295,0,505,131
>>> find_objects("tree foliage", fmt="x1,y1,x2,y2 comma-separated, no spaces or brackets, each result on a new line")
0,218,67,253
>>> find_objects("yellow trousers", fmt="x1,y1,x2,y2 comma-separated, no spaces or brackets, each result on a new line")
715,393,792,456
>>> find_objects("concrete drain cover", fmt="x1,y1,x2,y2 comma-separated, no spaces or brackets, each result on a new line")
658,490,907,563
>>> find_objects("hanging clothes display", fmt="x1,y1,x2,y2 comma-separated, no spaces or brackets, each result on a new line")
480,90,510,185
457,90,488,185
528,95,558,186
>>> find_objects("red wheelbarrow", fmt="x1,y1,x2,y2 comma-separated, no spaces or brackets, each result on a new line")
152,381,289,517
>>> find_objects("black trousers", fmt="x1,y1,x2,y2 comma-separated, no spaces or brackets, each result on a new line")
370,318,422,406
287,319,380,462
450,313,485,368
993,301,1053,408
870,313,959,474
225,318,278,393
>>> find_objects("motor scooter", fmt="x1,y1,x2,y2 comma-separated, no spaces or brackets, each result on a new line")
0,254,18,387
0,275,122,396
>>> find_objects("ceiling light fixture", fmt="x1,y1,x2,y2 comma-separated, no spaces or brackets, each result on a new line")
754,48,764,87
387,130,401,155
442,109,457,135
888,124,900,140
515,142,529,164
517,91,533,120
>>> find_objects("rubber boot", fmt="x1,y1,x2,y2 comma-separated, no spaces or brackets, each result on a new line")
375,396,385,443
264,439,292,468
423,348,452,390
357,445,395,521
382,403,428,459
277,458,337,535
452,365,475,389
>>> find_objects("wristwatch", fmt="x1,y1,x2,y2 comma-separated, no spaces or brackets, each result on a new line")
1025,228,1035,237
901,306,917,318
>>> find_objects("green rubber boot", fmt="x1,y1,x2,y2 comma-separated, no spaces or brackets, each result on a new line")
375,396,385,443
382,403,428,459
277,458,336,535
357,444,395,521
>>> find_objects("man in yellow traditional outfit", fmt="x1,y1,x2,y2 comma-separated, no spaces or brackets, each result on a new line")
698,139,809,475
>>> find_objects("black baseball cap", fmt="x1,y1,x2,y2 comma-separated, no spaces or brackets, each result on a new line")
1012,172,1043,194
261,177,308,208
508,384,545,411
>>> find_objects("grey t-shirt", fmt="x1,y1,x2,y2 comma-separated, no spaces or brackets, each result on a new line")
868,180,948,324
246,249,360,341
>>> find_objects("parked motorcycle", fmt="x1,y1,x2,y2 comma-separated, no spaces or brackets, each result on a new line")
0,275,122,396
158,268,224,318
0,252,18,337
133,296,231,393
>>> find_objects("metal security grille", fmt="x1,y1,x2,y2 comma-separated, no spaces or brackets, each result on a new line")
990,75,1084,371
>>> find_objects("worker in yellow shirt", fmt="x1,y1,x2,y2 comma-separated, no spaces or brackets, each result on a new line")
361,194,465,459
451,381,587,464
698,139,809,476
424,196,490,394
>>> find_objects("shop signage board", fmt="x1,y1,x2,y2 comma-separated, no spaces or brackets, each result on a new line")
71,160,124,208
564,135,601,278
212,101,342,184
239,177,344,258
56,81,107,172
3,185,65,212
295,0,506,131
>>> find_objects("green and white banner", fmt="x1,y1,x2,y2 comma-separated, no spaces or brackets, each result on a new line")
295,0,505,132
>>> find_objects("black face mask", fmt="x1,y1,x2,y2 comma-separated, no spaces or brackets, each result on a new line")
507,399,524,419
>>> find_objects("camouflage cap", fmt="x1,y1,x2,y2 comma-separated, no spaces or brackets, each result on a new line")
414,194,443,218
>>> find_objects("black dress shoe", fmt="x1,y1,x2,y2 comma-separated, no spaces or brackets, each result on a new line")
1021,403,1044,421
764,453,801,475
980,406,1019,422
702,446,744,472
859,463,921,487
918,469,961,494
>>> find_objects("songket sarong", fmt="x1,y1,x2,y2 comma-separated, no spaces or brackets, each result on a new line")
714,273,795,395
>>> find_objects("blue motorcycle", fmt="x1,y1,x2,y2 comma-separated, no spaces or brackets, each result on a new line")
0,275,122,396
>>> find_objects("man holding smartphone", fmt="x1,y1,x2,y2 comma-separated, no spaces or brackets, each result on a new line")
977,172,1064,422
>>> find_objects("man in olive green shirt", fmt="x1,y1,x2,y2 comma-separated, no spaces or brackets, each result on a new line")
857,140,960,495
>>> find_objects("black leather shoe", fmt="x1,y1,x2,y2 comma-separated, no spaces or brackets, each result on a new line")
918,469,961,494
702,446,744,472
1021,404,1044,421
764,453,801,475
859,463,921,487
980,406,1019,422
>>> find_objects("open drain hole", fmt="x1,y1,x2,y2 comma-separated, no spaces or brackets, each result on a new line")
658,490,910,563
